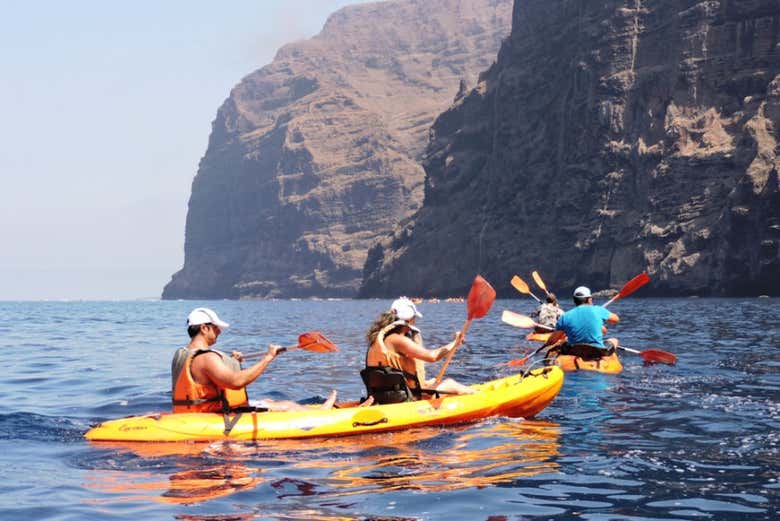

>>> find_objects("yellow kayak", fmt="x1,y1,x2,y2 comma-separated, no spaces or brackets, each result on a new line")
85,367,564,442
549,352,623,374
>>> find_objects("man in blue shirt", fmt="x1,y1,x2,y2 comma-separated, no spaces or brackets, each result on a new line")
554,286,620,359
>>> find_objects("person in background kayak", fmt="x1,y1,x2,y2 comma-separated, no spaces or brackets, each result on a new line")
172,307,336,413
552,286,619,360
364,297,474,401
531,292,564,331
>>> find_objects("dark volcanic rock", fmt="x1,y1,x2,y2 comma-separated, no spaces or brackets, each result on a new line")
361,0,780,298
163,0,512,299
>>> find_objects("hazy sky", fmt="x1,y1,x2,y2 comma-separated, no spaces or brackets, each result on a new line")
0,0,363,300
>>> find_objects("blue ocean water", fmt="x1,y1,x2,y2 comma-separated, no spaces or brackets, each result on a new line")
0,298,777,520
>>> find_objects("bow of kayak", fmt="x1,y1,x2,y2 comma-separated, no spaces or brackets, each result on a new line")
526,332,553,343
85,367,564,442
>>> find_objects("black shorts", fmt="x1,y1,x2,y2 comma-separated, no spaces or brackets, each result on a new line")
559,342,614,360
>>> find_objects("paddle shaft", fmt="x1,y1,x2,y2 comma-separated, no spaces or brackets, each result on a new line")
433,319,470,387
243,345,294,361
242,331,338,361
514,335,557,365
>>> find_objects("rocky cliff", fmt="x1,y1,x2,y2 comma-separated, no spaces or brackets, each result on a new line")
163,0,512,299
361,0,780,297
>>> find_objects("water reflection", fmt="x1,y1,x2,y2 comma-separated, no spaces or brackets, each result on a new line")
85,419,560,507
162,464,260,504
317,421,561,496
177,512,417,521
85,450,262,506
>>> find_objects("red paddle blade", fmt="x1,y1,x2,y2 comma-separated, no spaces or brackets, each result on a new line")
467,275,496,319
505,357,528,367
640,349,676,365
298,331,339,352
618,272,650,298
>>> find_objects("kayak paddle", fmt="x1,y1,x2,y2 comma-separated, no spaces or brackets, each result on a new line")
617,346,677,365
603,272,650,307
501,311,676,366
243,331,339,361
510,275,542,303
505,330,566,367
531,270,550,296
501,309,537,329
433,275,496,387
501,311,562,366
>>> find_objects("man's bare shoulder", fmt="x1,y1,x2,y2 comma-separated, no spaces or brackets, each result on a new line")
190,349,222,365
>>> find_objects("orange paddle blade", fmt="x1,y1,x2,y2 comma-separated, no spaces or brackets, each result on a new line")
298,331,339,352
467,275,496,319
531,271,548,293
510,275,531,294
511,274,542,302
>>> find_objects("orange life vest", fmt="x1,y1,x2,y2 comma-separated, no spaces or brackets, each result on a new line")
171,348,249,413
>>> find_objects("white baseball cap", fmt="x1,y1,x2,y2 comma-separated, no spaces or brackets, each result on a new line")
187,307,230,329
573,286,592,298
391,297,423,321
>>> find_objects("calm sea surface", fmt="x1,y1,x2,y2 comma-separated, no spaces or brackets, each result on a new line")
0,298,777,520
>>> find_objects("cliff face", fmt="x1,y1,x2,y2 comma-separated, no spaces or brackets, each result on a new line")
361,0,780,297
163,0,512,299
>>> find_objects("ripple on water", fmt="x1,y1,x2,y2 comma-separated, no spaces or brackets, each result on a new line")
648,497,767,514
0,413,87,443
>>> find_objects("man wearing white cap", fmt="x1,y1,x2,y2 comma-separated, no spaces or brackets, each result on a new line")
553,286,620,359
172,307,336,414
363,297,473,403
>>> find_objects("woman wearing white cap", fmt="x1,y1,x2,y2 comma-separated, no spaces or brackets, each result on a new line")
551,287,620,360
172,307,336,414
363,297,473,403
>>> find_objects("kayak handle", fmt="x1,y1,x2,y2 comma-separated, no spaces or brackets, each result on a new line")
352,417,388,427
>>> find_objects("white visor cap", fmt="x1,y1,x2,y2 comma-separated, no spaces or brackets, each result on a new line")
391,297,423,321
187,307,230,329
573,286,592,298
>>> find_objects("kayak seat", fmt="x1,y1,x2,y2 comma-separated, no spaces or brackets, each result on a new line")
557,343,615,360
361,366,420,405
